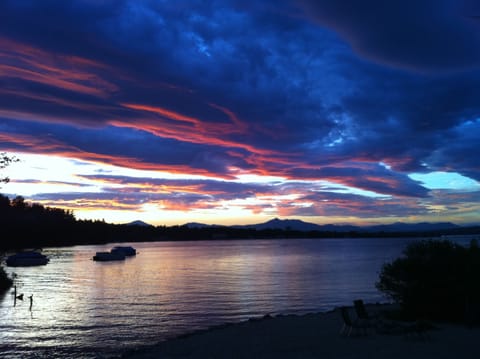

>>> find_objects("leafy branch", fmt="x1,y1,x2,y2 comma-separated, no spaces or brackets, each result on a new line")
0,152,19,185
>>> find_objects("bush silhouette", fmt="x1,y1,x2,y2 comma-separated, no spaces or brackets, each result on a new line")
376,239,480,323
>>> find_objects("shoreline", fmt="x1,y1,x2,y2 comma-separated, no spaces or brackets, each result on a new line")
121,303,479,359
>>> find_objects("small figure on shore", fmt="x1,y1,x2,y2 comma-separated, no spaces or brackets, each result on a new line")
28,295,33,311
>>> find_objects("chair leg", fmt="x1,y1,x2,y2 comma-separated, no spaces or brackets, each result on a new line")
340,324,351,336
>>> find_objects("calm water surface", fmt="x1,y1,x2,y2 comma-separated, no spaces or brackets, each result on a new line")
0,237,471,358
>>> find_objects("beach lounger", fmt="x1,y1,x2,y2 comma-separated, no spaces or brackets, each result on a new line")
352,299,431,339
353,299,380,331
339,306,369,337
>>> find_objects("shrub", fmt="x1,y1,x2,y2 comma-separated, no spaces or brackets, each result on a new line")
376,239,480,322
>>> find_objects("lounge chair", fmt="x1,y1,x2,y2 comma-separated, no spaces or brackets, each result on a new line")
339,306,369,337
353,299,380,330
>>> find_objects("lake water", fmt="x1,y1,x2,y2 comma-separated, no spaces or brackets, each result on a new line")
0,236,473,358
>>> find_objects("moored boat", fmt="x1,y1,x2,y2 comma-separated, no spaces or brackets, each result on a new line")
110,246,136,256
6,251,50,267
92,251,125,261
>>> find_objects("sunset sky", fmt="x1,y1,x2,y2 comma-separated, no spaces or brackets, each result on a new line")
1,0,480,226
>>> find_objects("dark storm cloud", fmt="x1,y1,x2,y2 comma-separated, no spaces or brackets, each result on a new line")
289,163,430,197
426,119,480,181
327,64,480,180
0,0,335,128
298,0,480,72
1,0,479,212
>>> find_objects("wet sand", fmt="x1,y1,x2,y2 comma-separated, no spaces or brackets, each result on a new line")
123,304,479,359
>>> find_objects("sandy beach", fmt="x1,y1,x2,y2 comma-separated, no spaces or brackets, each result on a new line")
123,304,480,358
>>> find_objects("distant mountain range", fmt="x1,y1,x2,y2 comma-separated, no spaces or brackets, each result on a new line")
125,220,153,227
183,218,462,233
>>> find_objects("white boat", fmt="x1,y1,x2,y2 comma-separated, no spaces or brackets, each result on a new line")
92,251,125,262
6,251,49,267
110,246,137,256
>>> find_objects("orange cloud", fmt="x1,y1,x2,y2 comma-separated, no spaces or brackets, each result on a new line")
116,102,306,179
0,37,117,98
119,103,289,157
0,131,238,179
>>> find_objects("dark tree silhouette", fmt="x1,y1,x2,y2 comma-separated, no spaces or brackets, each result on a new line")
0,153,18,292
376,239,480,323
0,265,12,293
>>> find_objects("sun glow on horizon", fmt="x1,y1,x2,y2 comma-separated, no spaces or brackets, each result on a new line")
2,152,480,227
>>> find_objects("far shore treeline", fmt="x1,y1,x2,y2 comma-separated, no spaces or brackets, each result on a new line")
1,194,480,251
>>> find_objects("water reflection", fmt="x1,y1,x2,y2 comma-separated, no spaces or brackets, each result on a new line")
2,237,471,358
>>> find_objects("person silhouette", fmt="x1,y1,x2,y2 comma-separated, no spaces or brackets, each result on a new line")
28,295,33,311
